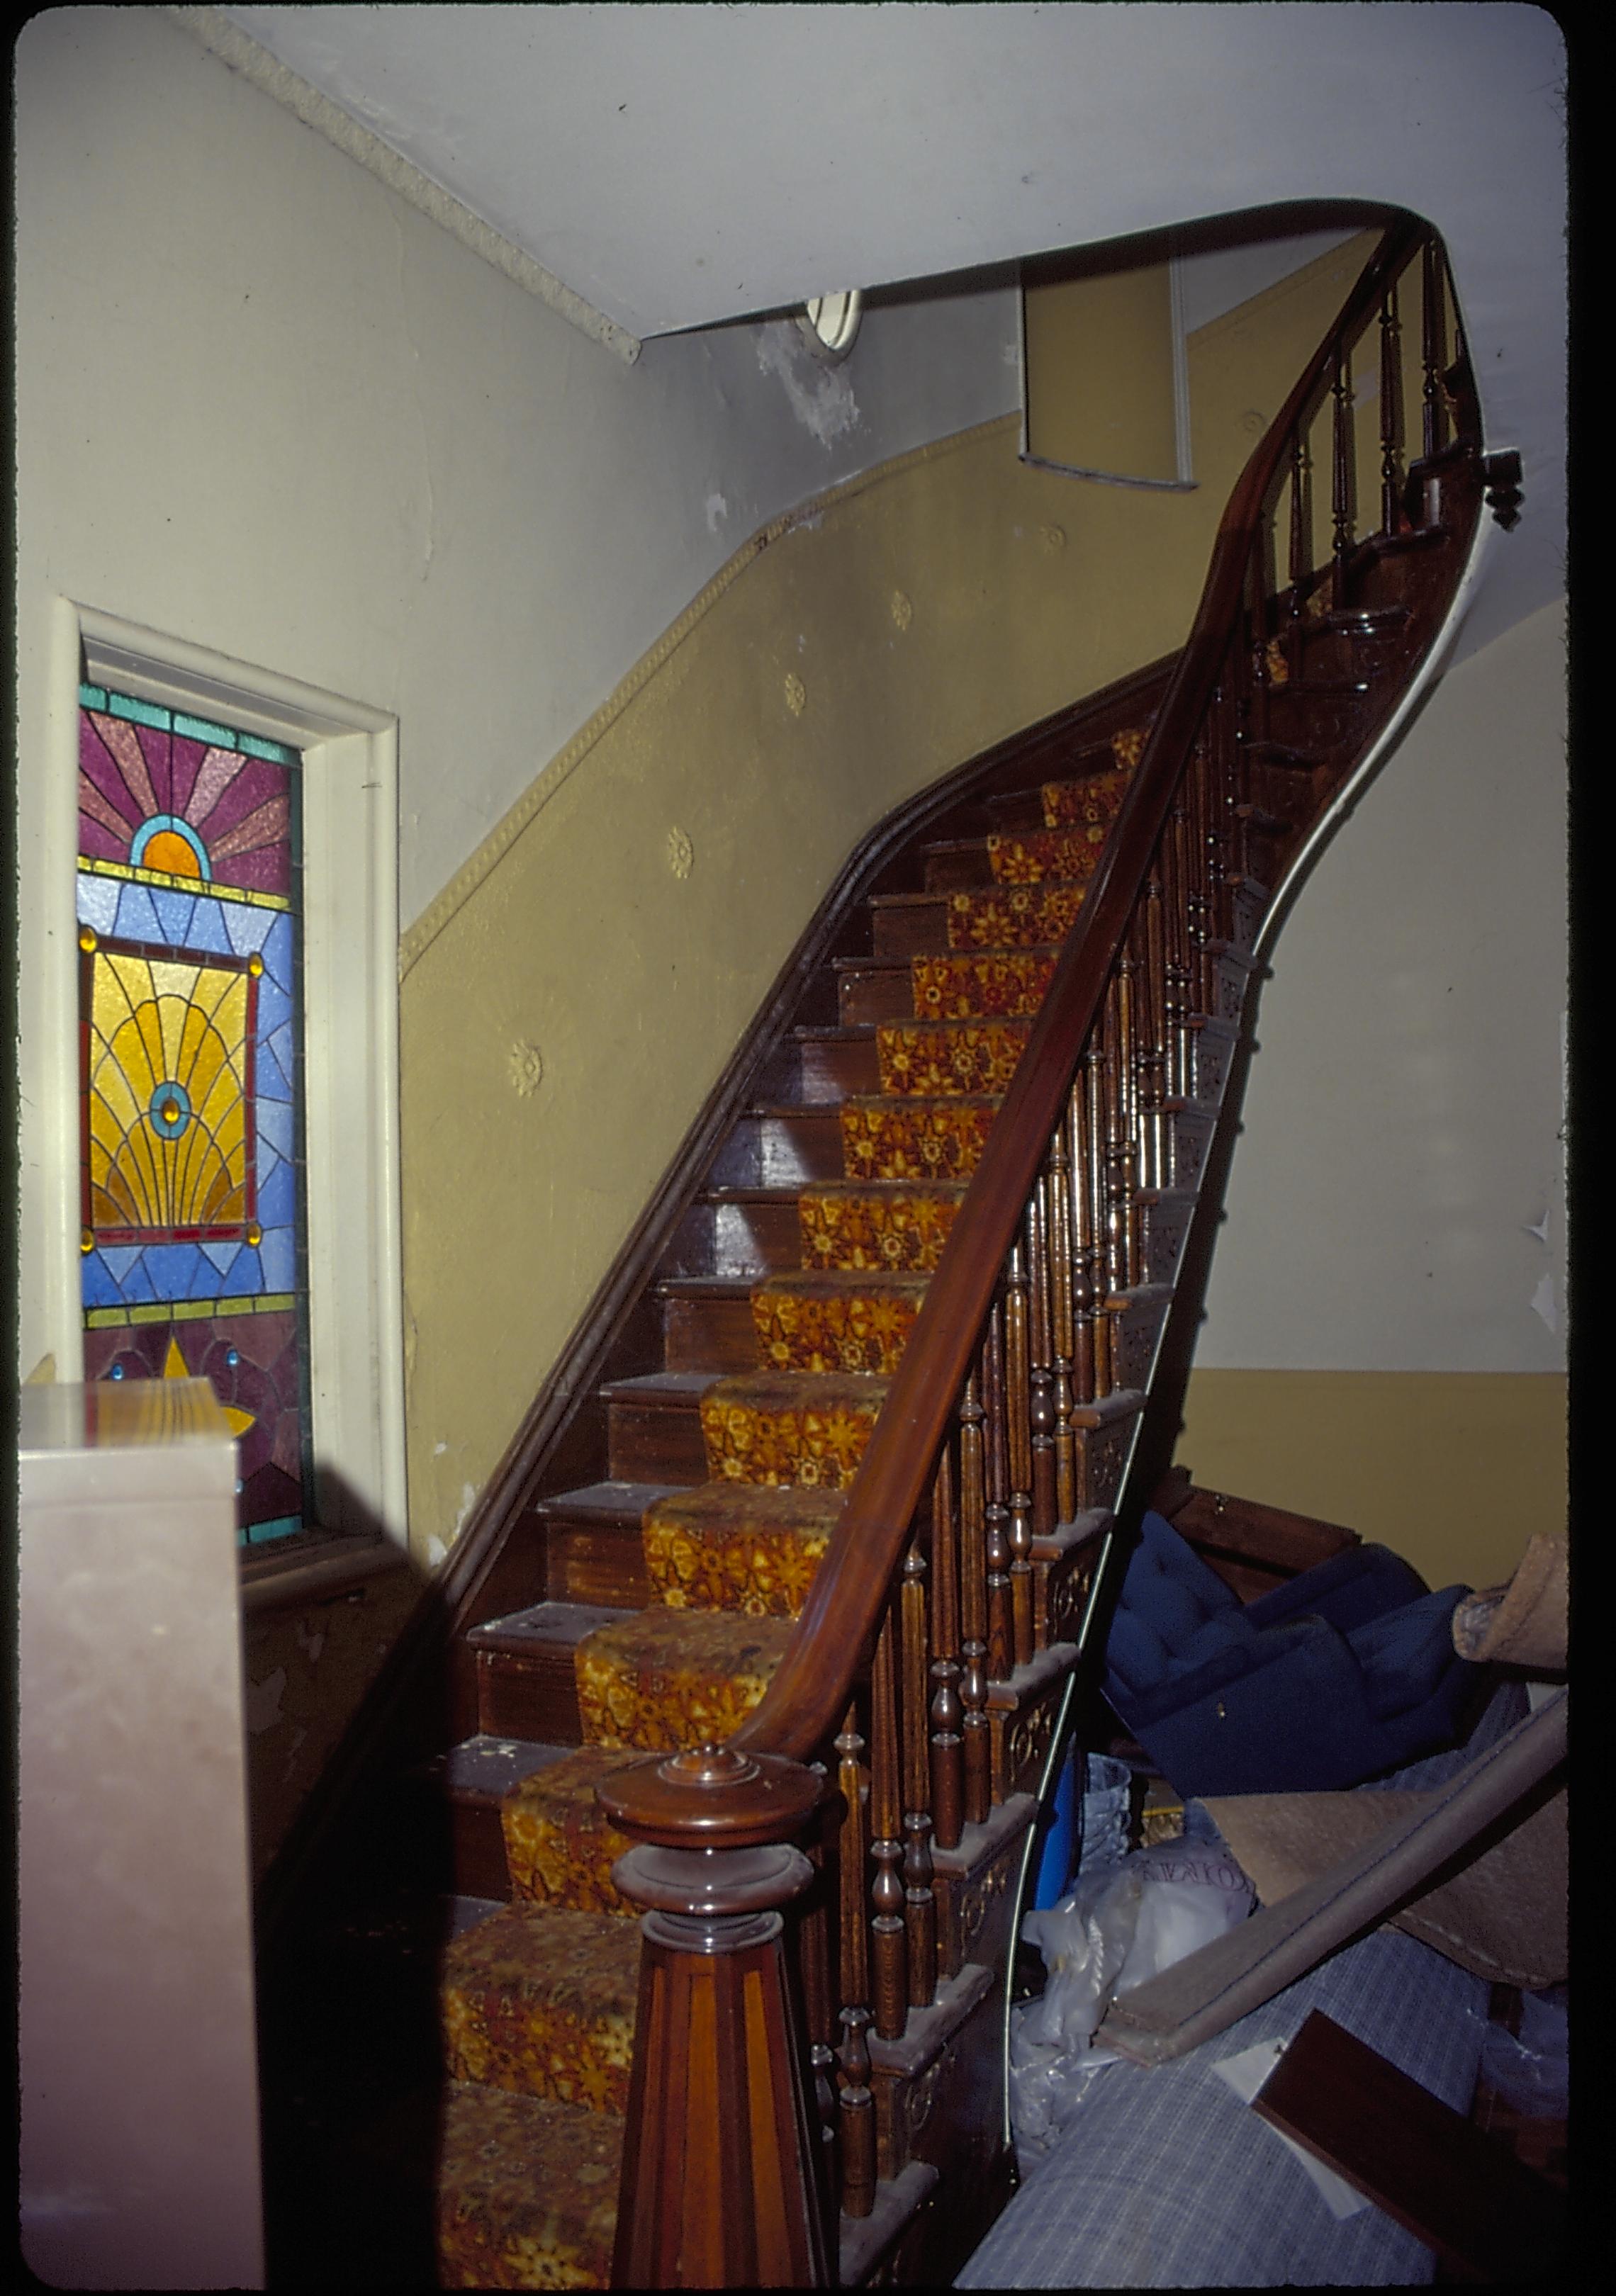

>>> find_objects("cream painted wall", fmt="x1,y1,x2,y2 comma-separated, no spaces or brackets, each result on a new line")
399,418,1223,1558
15,8,1566,1585
1170,600,1569,1589
1194,597,1569,1374
13,5,1017,1388
398,232,1425,1560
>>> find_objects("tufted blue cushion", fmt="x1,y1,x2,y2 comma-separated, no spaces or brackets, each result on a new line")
1349,1587,1471,1720
1102,1513,1478,1796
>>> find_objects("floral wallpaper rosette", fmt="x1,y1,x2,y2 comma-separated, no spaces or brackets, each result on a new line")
911,950,1057,1020
751,1268,928,1375
641,1482,844,1616
501,1749,644,1914
946,883,1089,951
876,1020,1030,1097
840,1095,999,1183
573,1607,795,1750
697,1368,889,1489
1039,762,1133,833
987,823,1111,887
441,1903,640,2113
797,1181,965,1273
437,2084,622,2290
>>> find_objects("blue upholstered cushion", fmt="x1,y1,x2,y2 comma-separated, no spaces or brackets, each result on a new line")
1245,1543,1427,1637
1348,1587,1470,1721
1101,1513,1476,1796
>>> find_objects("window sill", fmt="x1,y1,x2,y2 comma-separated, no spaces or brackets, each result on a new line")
240,1530,413,1615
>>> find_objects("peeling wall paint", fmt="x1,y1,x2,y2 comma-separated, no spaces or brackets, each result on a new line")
755,320,862,450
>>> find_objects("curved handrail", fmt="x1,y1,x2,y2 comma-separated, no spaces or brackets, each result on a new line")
729,212,1427,1766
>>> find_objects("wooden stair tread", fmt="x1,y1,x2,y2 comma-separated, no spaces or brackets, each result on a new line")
467,1600,632,1655
414,1734,581,1807
597,1368,723,1402
753,1266,933,1298
533,1478,683,1524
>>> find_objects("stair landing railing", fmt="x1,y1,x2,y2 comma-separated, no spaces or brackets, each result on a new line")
597,212,1484,2287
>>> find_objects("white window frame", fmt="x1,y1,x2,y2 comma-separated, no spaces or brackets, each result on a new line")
29,602,407,1554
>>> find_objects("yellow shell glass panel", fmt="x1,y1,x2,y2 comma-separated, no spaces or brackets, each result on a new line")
86,949,251,1235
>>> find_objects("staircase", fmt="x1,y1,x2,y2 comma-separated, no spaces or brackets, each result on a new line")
259,216,1492,2288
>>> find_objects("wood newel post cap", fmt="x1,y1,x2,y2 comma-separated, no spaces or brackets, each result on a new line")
596,1739,830,1852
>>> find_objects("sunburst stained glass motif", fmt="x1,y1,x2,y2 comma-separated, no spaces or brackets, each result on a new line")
77,682,310,1548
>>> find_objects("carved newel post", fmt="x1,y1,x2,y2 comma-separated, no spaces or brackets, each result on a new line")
597,1743,833,2289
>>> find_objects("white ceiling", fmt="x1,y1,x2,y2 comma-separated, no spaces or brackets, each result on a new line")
213,2,1567,648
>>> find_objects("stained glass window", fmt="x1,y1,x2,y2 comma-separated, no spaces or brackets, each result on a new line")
77,682,313,1548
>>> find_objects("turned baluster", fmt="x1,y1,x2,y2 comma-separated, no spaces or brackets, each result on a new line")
1330,336,1354,609
1004,1239,1036,1670
957,1370,992,1825
867,1608,909,2042
1101,971,1130,1315
1026,1181,1058,1563
1421,235,1447,465
1140,873,1168,1199
1083,1046,1113,1397
899,1536,937,2008
1046,1118,1078,1523
1379,276,1404,537
1128,928,1150,1285
1184,738,1213,1022
1286,425,1311,680
1203,711,1233,977
1246,527,1271,741
1068,1078,1098,1408
834,1704,877,2220
927,1449,965,1855
1165,801,1192,1110
791,1817,842,2258
982,1305,1015,1682
1221,670,1239,941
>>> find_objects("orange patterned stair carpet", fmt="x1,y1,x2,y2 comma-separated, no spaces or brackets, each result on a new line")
425,732,1145,2283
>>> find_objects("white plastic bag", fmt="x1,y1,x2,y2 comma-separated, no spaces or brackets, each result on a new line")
1010,1835,1256,2163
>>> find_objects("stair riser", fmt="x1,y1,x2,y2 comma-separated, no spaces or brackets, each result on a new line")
1191,1018,1237,1110
661,1292,761,1374
1071,1407,1140,1514
1169,1105,1215,1193
870,897,951,959
476,1649,585,1745
1140,1194,1194,1290
607,1393,710,1484
793,1032,882,1101
922,842,994,893
871,1979,1005,2195
666,1197,803,1280
987,1655,1076,1807
545,1517,653,1609
442,1800,515,1903
702,1110,845,1190
838,962,919,1025
1110,1288,1172,1395
1032,1534,1104,1658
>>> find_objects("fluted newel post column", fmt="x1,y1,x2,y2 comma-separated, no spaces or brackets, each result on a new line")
600,1745,832,2289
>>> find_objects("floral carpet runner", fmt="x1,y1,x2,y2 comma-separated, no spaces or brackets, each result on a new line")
433,724,1147,2283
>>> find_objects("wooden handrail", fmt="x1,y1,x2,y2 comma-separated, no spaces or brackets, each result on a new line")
600,210,1481,2285
724,213,1427,1767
